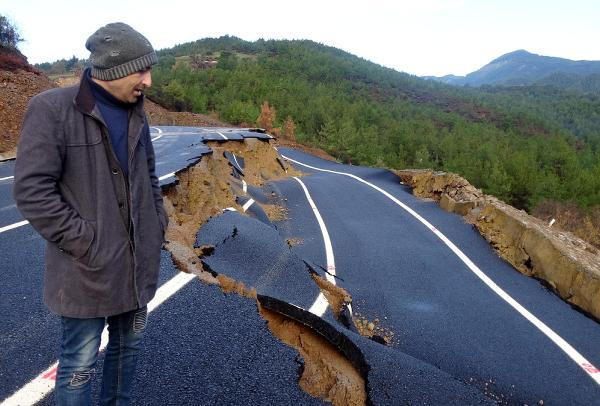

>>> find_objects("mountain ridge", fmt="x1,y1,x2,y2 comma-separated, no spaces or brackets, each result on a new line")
428,49,600,86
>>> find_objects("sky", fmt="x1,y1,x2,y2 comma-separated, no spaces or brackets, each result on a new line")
3,0,600,77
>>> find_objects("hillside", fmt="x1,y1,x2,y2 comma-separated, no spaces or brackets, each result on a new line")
431,49,600,87
0,46,54,158
425,51,600,144
13,38,600,246
144,38,600,214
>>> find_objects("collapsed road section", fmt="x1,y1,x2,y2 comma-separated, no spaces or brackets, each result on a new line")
156,126,495,405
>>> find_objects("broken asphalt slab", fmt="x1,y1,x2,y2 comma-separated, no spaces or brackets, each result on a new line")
195,211,321,310
194,210,494,404
150,127,273,188
38,252,321,405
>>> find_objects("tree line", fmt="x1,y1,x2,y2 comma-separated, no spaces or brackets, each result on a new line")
145,38,600,213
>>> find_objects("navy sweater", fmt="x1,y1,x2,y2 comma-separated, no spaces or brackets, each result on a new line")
87,72,132,176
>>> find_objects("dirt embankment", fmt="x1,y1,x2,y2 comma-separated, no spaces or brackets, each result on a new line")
397,169,600,322
144,98,227,127
0,69,54,158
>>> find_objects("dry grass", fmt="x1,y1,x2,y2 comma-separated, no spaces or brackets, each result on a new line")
533,200,600,249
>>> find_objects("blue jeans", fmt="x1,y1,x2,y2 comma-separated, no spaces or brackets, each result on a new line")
55,306,148,405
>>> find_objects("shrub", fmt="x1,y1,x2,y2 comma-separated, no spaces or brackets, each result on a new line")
0,15,23,49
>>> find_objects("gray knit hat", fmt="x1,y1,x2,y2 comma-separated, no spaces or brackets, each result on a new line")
85,22,158,81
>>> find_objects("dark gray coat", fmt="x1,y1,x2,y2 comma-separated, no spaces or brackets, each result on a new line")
13,73,167,318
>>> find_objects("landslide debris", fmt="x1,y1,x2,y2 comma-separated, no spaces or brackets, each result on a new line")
307,266,397,347
311,273,352,318
353,314,395,346
397,169,600,322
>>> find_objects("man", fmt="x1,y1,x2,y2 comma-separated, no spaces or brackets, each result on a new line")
13,22,167,405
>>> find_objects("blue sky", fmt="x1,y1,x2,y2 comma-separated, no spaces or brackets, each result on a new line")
3,0,600,76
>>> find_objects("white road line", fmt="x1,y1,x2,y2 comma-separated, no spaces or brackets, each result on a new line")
0,176,14,181
1,165,190,402
150,126,163,134
0,220,29,234
151,134,163,142
242,180,248,194
242,198,255,212
217,132,228,140
283,154,600,386
293,177,336,317
2,172,175,234
158,172,176,181
1,271,197,406
232,154,243,172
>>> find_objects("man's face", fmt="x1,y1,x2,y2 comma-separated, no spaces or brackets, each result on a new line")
101,68,152,103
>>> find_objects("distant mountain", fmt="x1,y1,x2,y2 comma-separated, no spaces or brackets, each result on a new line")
429,50,600,87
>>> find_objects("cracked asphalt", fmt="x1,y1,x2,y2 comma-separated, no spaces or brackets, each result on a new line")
1,128,599,405
274,148,600,405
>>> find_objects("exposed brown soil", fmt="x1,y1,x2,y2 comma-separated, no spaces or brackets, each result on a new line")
311,274,352,317
0,69,54,157
145,98,227,127
261,203,288,222
259,304,367,406
206,139,303,184
286,237,304,247
163,139,299,272
0,46,38,73
216,274,257,299
352,314,395,345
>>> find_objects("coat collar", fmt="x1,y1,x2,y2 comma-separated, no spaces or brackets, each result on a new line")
74,68,145,119
74,68,148,166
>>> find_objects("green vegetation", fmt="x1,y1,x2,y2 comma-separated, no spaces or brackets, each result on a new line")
35,55,86,75
462,84,600,150
0,15,22,49
36,36,600,214
146,37,600,213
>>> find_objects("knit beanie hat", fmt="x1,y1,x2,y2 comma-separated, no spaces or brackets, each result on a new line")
85,22,158,81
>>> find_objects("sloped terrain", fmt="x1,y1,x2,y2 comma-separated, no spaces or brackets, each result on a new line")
0,69,53,158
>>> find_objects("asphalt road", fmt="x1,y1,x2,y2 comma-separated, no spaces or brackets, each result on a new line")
1,127,599,405
273,148,600,405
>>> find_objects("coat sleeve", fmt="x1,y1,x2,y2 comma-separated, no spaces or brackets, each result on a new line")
13,94,94,258
143,121,168,234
